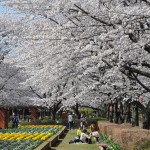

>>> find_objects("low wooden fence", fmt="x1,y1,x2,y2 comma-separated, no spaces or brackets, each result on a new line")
35,126,66,150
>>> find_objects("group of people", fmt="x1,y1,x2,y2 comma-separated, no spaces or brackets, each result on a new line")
68,112,110,149
68,112,87,130
69,121,100,144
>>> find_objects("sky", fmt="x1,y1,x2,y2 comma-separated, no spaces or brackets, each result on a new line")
0,5,20,18
0,5,12,14
0,5,18,55
0,5,4,12
0,5,26,18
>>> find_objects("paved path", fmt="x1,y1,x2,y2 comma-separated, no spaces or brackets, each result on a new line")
51,129,99,150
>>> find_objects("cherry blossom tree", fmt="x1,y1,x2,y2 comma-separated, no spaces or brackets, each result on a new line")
0,0,150,124
0,15,36,108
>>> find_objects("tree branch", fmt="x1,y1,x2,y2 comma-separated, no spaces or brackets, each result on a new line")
49,18,59,24
120,68,136,80
144,44,150,53
54,100,62,112
142,0,150,5
29,86,43,99
79,32,104,40
38,12,59,25
131,72,150,92
64,14,79,26
74,4,113,26
142,61,150,68
102,58,113,68
124,66,150,78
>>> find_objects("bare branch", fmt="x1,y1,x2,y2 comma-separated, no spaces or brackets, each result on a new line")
74,4,113,26
124,66,150,78
49,18,59,24
102,59,113,68
131,72,150,92
64,14,79,26
142,0,150,5
144,44,150,53
29,86,43,99
142,61,150,68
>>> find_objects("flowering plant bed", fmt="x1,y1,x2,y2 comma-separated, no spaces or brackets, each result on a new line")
99,135,125,150
0,125,63,150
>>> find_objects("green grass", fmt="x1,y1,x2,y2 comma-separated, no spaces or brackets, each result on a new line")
8,121,31,128
51,129,99,150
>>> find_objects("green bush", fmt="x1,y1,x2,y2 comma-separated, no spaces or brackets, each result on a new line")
79,108,94,117
20,121,31,126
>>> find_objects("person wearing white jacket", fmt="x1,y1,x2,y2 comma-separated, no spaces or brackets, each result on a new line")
80,129,91,143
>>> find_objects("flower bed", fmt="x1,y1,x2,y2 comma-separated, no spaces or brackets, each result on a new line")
99,135,125,150
0,125,63,150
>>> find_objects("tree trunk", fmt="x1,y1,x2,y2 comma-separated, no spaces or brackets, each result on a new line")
23,109,25,120
48,108,51,119
73,103,80,119
131,101,149,129
51,104,57,121
52,109,56,120
43,108,45,119
114,102,119,124
0,108,8,129
107,104,110,121
103,104,107,118
109,105,114,123
142,110,150,129
39,110,42,120
51,100,62,121
131,105,136,126
126,105,131,123
30,107,38,124
118,102,124,124
135,105,139,126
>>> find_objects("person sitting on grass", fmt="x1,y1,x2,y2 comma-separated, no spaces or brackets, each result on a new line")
77,127,82,138
69,129,91,144
90,121,99,132
90,131,100,143
80,129,91,144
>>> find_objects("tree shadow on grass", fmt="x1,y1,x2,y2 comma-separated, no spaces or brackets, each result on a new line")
50,129,69,150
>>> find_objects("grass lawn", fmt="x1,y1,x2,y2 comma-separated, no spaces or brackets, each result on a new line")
51,129,100,150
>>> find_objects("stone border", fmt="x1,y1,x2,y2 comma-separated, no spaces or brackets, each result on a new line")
35,126,66,150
